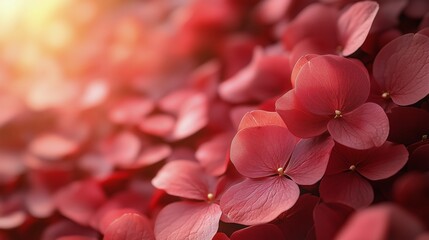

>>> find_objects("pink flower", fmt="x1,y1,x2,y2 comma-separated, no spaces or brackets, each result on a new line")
276,54,389,149
319,142,408,209
152,160,222,240
220,112,334,225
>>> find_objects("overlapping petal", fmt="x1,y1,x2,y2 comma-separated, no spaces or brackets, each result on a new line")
237,110,286,131
152,160,215,201
220,177,299,225
337,1,379,56
154,201,221,240
104,213,155,240
327,102,389,149
285,135,334,185
276,90,329,138
320,172,374,209
294,55,370,115
230,125,299,178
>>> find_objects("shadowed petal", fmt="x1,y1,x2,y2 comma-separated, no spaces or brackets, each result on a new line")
327,102,389,150
320,172,373,209
285,135,334,185
104,213,155,240
338,1,379,56
230,125,299,178
358,142,408,180
373,33,429,105
313,202,354,240
220,177,299,225
230,224,284,240
154,202,221,240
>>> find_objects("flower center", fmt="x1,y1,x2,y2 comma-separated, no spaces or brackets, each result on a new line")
207,193,214,202
422,134,428,141
349,165,356,171
334,110,343,119
381,92,390,99
277,167,284,176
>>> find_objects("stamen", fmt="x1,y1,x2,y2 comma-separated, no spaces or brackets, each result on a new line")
207,193,214,202
334,110,342,118
349,165,356,171
422,135,428,141
381,92,390,99
277,167,284,176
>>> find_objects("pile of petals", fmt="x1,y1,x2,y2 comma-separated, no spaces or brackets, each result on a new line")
0,0,429,239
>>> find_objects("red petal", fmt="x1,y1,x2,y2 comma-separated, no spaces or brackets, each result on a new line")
139,114,175,137
104,213,155,240
337,1,379,56
29,133,78,160
220,177,299,225
313,202,354,240
134,143,171,168
230,224,284,240
108,97,154,125
285,135,334,185
169,92,209,141
152,160,215,201
0,211,26,229
154,201,221,240
295,55,370,115
230,125,299,178
387,106,429,145
357,142,408,180
282,4,339,50
196,132,232,176
327,102,389,150
291,54,318,88
373,33,429,105
100,131,141,167
255,0,291,23
276,90,329,138
42,220,99,240
319,172,373,209
237,110,286,131
55,180,107,226
336,204,425,240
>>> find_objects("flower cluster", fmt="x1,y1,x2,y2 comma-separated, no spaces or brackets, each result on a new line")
0,0,428,239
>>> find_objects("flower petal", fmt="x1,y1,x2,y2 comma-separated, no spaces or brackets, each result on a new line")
319,172,373,209
294,55,370,115
55,180,106,226
230,125,299,178
285,135,334,185
152,160,215,201
336,204,425,240
104,213,155,240
327,102,389,150
357,142,408,180
373,33,429,105
238,110,286,131
276,90,329,138
154,201,221,240
337,1,379,56
313,202,354,240
220,177,299,225
230,224,284,240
